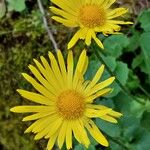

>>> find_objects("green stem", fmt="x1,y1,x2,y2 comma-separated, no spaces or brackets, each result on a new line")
139,85,150,98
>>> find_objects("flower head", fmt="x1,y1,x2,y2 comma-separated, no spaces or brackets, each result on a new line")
11,50,122,149
50,0,132,49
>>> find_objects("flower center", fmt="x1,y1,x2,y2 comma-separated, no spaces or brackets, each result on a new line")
56,90,85,120
79,4,106,28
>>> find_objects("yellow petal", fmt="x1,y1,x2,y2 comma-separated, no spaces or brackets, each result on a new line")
28,65,57,95
84,65,105,93
99,115,118,123
92,32,104,49
67,50,74,88
39,56,61,92
85,108,112,118
108,20,133,25
17,89,53,105
72,119,90,148
47,131,58,150
88,77,115,96
107,8,128,19
86,88,112,102
57,121,68,149
44,118,63,139
68,29,81,49
66,121,72,149
52,16,78,27
50,6,77,20
57,50,67,82
22,111,55,121
48,52,64,88
73,49,87,89
85,119,109,147
51,0,77,15
103,0,116,8
24,118,44,133
85,29,93,45
34,117,62,140
22,73,56,101
10,106,52,113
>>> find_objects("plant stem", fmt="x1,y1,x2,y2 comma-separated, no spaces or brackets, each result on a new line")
37,0,58,52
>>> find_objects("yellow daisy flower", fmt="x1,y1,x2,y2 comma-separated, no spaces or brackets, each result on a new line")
50,0,132,49
11,50,122,149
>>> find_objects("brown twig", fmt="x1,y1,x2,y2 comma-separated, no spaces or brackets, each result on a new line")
37,0,58,52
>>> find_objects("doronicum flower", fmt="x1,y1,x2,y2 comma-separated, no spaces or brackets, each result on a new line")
11,50,122,149
50,0,132,49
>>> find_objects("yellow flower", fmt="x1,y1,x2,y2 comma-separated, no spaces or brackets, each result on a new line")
50,0,132,49
11,50,122,149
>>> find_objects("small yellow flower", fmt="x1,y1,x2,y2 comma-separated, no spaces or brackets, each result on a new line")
50,0,132,49
11,50,122,149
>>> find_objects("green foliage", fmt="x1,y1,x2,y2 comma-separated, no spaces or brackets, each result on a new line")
0,1,150,150
0,0,6,18
6,0,26,12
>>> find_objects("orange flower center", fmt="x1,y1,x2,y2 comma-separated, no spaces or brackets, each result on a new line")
56,90,85,120
79,4,106,28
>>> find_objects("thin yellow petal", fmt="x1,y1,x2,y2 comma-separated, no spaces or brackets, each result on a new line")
51,0,77,15
39,56,62,92
73,49,87,89
85,119,109,147
52,16,78,27
99,115,118,123
66,121,72,149
34,117,62,140
84,65,105,93
10,106,52,113
68,29,81,49
88,77,115,96
108,20,133,24
72,119,90,148
85,108,112,118
48,52,64,88
24,118,44,133
47,131,58,150
57,50,67,82
86,88,112,102
67,50,74,88
22,73,56,101
92,32,104,49
107,8,128,19
17,89,54,105
103,0,116,8
57,121,68,149
28,65,57,95
44,118,63,139
50,6,77,20
22,111,55,121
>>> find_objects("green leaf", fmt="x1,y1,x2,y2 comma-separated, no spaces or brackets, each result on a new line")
126,30,140,52
140,32,150,77
119,116,140,142
74,144,84,150
103,34,129,58
96,119,121,138
130,130,150,150
0,0,6,18
107,61,129,97
132,53,143,69
141,112,150,130
7,0,26,12
139,9,150,32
